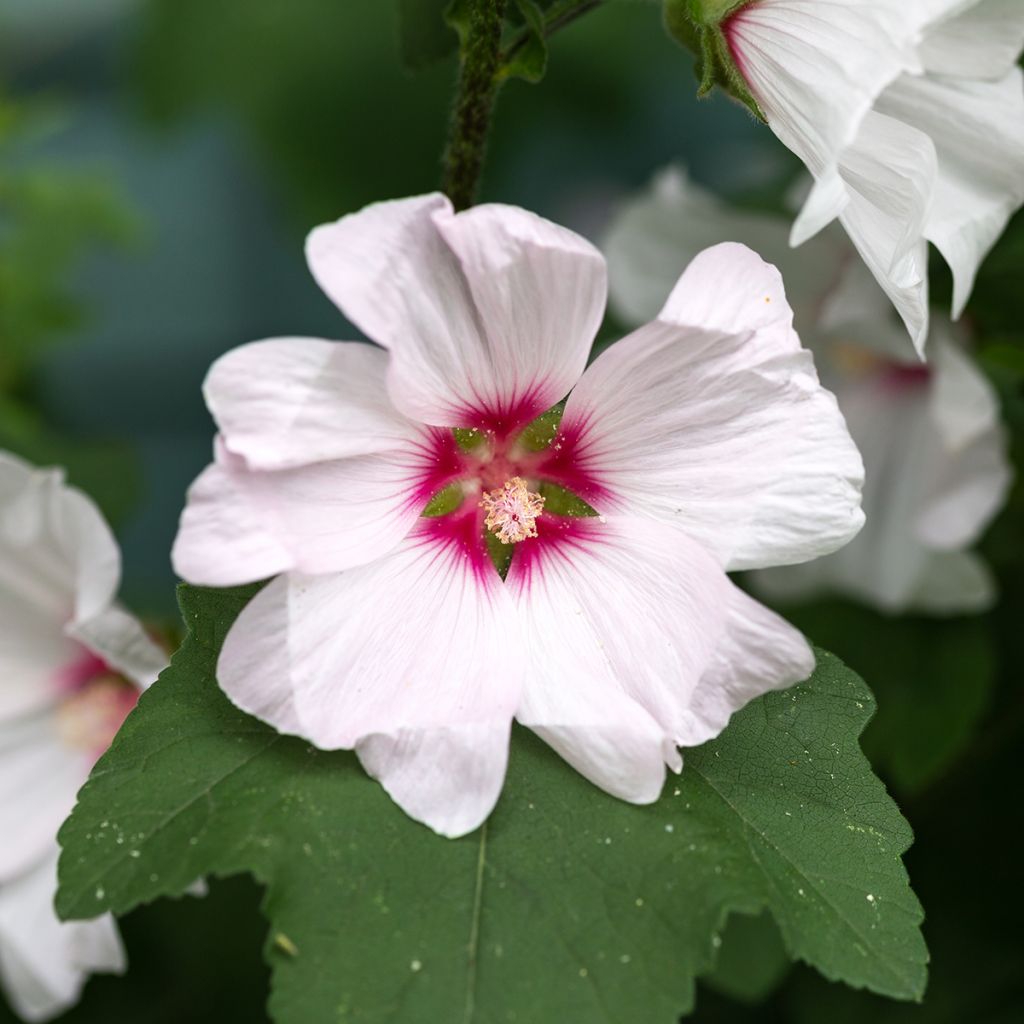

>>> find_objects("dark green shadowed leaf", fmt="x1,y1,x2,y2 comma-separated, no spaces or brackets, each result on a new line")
702,911,791,1005
782,600,995,795
58,586,927,1023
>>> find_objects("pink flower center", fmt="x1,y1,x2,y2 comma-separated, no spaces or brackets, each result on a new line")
55,652,139,759
480,477,546,544
412,404,605,575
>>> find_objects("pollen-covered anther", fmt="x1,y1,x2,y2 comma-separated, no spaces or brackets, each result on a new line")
480,476,545,544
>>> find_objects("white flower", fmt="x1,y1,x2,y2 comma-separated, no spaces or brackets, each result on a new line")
172,193,864,839
719,0,1024,353
605,167,1012,613
0,452,166,1022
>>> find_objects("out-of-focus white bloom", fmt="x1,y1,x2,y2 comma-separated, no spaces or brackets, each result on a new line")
718,0,1024,354
173,193,864,838
605,168,1012,614
0,452,166,1022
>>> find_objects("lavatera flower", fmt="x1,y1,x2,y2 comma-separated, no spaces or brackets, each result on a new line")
605,167,1012,615
0,453,166,1021
682,0,1024,354
173,194,865,838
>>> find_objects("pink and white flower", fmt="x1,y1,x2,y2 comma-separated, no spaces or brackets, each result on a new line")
173,193,864,838
718,0,1024,353
605,167,1012,613
0,452,166,1022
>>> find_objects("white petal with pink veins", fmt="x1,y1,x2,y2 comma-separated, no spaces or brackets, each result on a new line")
0,851,125,1024
0,712,89,884
554,244,864,571
724,0,922,176
306,193,605,427
172,431,446,585
217,521,523,837
205,338,421,469
432,202,606,423
508,517,734,804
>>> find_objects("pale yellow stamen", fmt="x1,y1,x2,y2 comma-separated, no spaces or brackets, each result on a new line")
831,341,884,377
480,476,545,544
56,675,136,753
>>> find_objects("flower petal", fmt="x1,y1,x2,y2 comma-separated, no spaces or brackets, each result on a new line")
171,446,294,587
306,194,605,428
0,712,89,884
678,587,814,748
916,326,1012,549
173,428,455,584
0,453,119,629
431,202,607,427
205,338,421,470
754,338,1010,614
604,166,848,330
919,0,1024,79
820,110,937,353
877,69,1024,319
217,518,523,837
508,517,734,803
724,0,921,175
550,244,864,571
0,851,124,1023
906,550,996,614
68,606,166,690
0,454,122,719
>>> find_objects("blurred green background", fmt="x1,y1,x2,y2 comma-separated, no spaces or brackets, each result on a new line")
1,1,1021,1021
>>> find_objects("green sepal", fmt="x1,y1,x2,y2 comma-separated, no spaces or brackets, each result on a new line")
453,426,487,451
517,403,564,451
420,482,466,517
537,481,597,518
663,0,766,122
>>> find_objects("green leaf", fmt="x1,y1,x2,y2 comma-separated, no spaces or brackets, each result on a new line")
58,585,926,1023
395,0,458,69
499,0,549,83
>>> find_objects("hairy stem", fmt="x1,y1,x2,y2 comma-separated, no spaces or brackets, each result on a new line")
441,0,508,211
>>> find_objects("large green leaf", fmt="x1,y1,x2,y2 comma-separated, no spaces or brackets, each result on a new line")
57,585,926,1023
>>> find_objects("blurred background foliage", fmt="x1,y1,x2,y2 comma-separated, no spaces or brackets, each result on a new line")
0,0,1021,1021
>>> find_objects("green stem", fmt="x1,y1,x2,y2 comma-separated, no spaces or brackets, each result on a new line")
441,0,508,211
